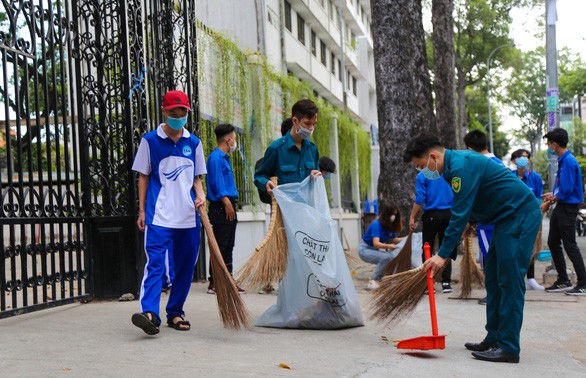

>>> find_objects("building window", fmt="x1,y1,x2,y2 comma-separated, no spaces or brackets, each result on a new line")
320,41,327,66
352,76,357,96
329,1,334,21
338,60,342,81
311,30,317,56
285,1,292,31
330,52,336,75
297,14,305,45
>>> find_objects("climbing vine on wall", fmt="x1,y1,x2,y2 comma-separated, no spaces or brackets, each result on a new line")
195,21,372,205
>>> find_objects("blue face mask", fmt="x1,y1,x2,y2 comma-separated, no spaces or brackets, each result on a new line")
323,172,332,179
167,116,188,130
515,157,529,169
420,156,441,180
547,148,557,155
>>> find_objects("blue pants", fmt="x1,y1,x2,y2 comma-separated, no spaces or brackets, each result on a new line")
484,208,541,356
140,224,200,323
358,241,399,280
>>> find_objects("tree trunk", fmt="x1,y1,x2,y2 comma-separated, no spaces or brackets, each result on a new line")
432,0,457,149
456,66,467,149
371,0,436,223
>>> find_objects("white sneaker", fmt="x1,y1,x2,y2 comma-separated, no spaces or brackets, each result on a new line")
526,278,544,291
367,280,380,290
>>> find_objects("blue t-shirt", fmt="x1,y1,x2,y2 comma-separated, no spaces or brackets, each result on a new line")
362,220,398,247
414,171,453,211
553,151,584,204
513,169,543,199
206,148,239,201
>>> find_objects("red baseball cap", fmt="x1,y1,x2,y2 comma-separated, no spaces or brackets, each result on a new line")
162,90,191,110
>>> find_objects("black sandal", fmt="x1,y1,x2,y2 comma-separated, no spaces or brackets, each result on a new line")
167,315,191,331
131,311,160,335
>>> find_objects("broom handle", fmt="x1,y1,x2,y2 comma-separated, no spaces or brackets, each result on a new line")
424,242,439,336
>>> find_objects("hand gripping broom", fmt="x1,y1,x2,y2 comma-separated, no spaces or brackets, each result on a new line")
237,177,288,288
199,208,251,330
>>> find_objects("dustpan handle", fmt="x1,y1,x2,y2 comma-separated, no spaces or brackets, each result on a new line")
424,242,439,336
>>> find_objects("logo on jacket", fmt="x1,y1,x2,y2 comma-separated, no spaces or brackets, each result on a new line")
163,164,191,181
182,145,192,156
451,177,462,193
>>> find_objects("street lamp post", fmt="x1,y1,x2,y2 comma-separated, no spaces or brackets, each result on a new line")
486,43,514,153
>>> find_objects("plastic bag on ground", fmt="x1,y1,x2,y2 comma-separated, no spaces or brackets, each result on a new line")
255,176,364,329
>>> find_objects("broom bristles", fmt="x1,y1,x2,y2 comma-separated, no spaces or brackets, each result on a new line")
458,233,484,299
383,230,413,276
530,217,544,263
237,196,288,288
199,208,251,330
368,265,429,326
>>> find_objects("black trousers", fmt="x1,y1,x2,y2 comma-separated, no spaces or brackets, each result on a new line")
548,202,586,286
208,199,238,284
422,209,455,284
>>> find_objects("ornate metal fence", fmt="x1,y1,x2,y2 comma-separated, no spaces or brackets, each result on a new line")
0,0,198,318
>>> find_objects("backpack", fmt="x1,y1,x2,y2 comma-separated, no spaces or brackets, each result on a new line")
255,157,273,204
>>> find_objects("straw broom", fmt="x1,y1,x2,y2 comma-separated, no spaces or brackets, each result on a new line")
237,178,288,288
530,212,545,263
368,263,445,326
458,229,484,299
199,208,251,330
383,229,413,276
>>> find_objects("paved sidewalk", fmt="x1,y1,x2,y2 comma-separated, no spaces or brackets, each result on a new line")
2,218,586,377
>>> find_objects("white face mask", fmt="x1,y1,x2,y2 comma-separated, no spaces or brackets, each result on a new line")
229,140,237,153
296,123,313,139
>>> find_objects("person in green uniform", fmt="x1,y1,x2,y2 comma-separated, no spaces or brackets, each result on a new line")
254,99,321,294
403,134,541,363
254,99,321,194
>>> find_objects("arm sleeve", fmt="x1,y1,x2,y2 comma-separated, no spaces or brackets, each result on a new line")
557,162,578,202
437,172,482,259
131,138,151,175
254,146,277,191
194,142,207,176
414,174,426,206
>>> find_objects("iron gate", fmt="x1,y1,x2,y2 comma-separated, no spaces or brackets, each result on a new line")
0,0,199,318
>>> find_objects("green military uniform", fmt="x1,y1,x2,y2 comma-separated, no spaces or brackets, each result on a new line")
254,132,320,190
437,150,541,356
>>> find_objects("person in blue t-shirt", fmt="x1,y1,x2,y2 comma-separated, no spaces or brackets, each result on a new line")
131,90,207,335
541,128,586,295
358,203,404,290
206,124,244,295
511,148,544,291
409,170,456,293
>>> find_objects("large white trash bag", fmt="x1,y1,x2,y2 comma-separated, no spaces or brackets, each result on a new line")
255,176,364,329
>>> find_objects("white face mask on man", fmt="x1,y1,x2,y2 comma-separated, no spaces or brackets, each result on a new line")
296,122,313,139
229,140,238,153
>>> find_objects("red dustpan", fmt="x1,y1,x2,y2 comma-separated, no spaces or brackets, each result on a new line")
397,242,446,350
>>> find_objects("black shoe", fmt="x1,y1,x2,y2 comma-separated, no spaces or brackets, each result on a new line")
471,347,519,363
442,282,453,293
565,285,586,296
464,340,497,352
478,296,487,305
545,279,572,292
